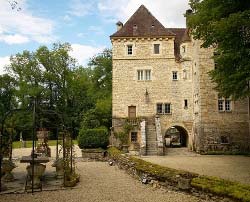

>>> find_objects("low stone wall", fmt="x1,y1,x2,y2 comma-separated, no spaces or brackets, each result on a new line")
81,149,107,161
107,147,249,202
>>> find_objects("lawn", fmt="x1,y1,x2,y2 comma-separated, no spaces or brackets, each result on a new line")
12,140,78,149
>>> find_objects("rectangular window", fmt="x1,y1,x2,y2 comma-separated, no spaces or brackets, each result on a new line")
157,103,163,114
131,132,138,142
145,70,151,80
156,103,171,114
137,70,143,80
182,45,186,53
127,45,133,55
172,71,178,80
164,103,171,114
218,99,224,111
225,99,231,111
137,69,151,81
154,44,160,54
184,99,188,108
128,106,136,118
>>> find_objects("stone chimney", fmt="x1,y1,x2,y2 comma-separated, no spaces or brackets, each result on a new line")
116,21,123,31
185,9,192,27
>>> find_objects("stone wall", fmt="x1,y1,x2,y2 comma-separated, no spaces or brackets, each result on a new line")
111,34,250,153
191,39,250,152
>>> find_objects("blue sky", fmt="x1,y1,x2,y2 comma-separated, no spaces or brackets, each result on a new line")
0,0,189,74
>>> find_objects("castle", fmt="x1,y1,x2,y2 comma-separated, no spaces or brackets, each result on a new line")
110,5,250,155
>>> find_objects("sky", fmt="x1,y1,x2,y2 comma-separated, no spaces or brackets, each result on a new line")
0,0,190,74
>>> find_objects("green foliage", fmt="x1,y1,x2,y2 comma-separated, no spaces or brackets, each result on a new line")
114,122,134,145
187,0,250,99
192,176,250,202
78,128,109,149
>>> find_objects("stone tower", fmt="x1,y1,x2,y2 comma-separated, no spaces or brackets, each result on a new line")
110,5,250,155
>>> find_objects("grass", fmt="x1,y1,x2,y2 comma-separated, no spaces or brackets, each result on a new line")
108,146,250,202
192,176,250,202
12,140,78,149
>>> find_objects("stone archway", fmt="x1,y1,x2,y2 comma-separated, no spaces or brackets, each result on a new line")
164,126,188,147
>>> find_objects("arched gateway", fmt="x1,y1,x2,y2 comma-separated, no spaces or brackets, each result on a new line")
164,126,188,147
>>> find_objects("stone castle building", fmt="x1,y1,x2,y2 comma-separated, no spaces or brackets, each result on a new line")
110,5,250,155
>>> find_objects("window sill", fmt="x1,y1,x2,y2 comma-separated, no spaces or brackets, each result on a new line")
172,79,178,81
137,80,152,82
156,113,172,115
218,110,232,113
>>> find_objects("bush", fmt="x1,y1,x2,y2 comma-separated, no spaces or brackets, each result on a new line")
78,128,109,149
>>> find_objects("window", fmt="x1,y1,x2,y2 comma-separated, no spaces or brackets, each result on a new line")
157,103,171,114
128,106,136,118
220,136,229,144
164,103,171,114
131,132,138,142
137,70,143,80
218,97,232,112
154,44,160,54
172,71,178,80
225,99,231,111
157,103,163,114
184,99,188,108
145,70,151,80
127,45,133,55
137,69,151,81
218,98,224,111
182,45,186,53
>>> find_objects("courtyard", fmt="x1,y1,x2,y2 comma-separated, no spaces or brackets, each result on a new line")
1,146,250,202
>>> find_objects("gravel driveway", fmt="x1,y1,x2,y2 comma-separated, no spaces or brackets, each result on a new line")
0,162,211,202
141,148,250,185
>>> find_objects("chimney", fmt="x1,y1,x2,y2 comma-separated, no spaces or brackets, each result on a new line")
185,9,193,27
116,21,123,31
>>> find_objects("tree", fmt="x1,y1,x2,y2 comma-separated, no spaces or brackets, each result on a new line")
187,0,250,99
80,49,112,130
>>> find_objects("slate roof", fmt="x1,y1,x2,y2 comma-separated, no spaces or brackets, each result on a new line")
169,28,191,60
110,5,191,60
110,5,175,38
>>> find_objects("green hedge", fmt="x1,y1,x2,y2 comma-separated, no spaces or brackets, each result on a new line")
78,128,109,149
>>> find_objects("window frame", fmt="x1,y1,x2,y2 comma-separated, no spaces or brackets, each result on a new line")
127,45,133,55
172,71,178,80
153,44,160,54
156,103,171,115
130,132,138,143
218,97,232,112
137,69,151,81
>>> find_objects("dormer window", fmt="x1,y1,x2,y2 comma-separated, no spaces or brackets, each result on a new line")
127,45,133,55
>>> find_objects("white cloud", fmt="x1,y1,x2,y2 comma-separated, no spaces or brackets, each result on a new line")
0,56,10,75
88,26,104,35
68,0,95,17
70,43,105,66
98,0,190,28
0,0,55,44
63,15,72,22
0,34,29,44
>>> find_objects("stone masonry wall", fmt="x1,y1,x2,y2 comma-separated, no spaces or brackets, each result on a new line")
192,39,250,152
112,37,194,136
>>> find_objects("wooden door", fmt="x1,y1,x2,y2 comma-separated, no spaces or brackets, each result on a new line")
128,106,136,118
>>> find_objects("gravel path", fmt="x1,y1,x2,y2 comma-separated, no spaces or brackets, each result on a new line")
141,148,250,185
0,162,211,202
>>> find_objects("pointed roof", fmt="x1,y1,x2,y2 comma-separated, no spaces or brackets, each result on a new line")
110,5,175,38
